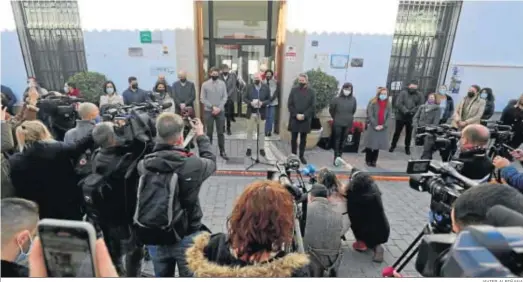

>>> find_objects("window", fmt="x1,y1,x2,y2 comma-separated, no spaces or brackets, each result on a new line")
212,1,268,39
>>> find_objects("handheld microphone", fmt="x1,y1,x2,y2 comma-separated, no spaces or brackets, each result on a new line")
486,205,523,227
299,164,316,177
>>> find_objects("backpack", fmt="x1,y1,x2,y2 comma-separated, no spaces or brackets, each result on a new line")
79,150,132,224
133,163,188,245
75,149,94,179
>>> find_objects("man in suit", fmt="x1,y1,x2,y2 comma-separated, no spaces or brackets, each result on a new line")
172,70,196,115
219,64,238,135
243,73,271,158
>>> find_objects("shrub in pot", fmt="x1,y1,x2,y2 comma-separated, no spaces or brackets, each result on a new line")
67,72,108,105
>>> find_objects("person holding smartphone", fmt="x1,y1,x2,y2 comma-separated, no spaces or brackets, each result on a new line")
493,149,523,193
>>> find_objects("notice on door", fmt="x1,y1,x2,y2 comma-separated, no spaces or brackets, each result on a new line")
285,46,297,62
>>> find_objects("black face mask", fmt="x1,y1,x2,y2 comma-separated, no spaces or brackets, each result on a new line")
158,89,165,93
467,91,475,98
222,72,229,76
131,83,138,89
408,88,417,93
254,80,260,85
266,76,272,81
180,78,187,83
299,82,306,88
211,76,219,81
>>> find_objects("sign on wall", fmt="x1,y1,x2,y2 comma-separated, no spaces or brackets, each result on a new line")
449,65,463,94
150,66,176,76
140,31,152,43
313,53,329,70
330,54,349,69
285,46,297,62
128,47,144,57
350,58,364,68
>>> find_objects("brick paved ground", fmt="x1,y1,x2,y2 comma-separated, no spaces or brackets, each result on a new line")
143,176,430,277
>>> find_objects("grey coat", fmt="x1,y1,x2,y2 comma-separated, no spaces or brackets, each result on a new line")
329,95,357,127
304,197,343,277
287,86,316,133
363,100,392,150
220,73,238,102
413,103,441,130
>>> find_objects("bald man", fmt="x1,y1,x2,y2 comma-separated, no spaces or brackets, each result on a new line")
172,70,196,114
64,102,99,144
456,124,494,181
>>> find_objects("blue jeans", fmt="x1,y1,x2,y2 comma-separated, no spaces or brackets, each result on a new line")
149,231,201,277
265,106,275,134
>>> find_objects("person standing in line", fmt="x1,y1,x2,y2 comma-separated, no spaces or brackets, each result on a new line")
436,85,454,124
451,85,486,130
63,82,81,97
479,87,495,120
220,64,238,136
99,81,124,112
363,87,392,167
329,82,357,165
152,81,175,113
412,93,441,159
389,80,424,155
122,76,150,105
287,73,316,164
153,74,173,95
201,67,229,160
263,69,281,136
172,71,196,115
243,73,271,158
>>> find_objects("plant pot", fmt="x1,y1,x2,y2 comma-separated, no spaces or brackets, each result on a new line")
317,108,332,138
305,127,323,150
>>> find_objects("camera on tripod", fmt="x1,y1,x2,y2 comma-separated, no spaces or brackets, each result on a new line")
415,125,460,157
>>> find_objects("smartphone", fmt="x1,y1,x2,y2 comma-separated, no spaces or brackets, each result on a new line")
38,219,98,277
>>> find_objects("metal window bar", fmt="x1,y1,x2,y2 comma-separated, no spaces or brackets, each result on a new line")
11,0,87,91
387,0,462,99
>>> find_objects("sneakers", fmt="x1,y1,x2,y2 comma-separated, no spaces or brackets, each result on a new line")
373,245,384,263
260,149,266,157
352,241,368,252
246,149,252,157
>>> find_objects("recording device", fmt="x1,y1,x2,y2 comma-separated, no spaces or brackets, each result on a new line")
39,94,85,133
415,125,460,161
415,205,523,277
267,155,305,202
38,219,97,277
487,123,514,160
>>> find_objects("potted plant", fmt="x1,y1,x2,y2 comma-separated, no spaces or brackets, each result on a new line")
294,69,339,149
67,72,108,104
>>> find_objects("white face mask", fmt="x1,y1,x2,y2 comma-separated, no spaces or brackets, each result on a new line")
343,90,351,96
64,86,69,93
106,87,114,95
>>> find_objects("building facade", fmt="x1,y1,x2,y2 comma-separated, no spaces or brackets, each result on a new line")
1,0,522,132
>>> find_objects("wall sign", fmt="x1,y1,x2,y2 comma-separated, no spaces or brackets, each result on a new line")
285,46,297,62
350,58,364,68
150,66,176,76
330,54,349,69
140,31,152,43
128,47,143,57
311,40,319,47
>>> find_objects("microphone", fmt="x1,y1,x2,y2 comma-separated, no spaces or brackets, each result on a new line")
161,102,173,109
299,164,316,177
486,205,523,227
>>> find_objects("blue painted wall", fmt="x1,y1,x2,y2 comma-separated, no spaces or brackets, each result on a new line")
84,30,177,93
445,1,523,111
302,33,394,109
1,31,28,101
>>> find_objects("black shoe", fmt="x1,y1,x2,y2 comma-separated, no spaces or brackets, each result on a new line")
220,151,229,160
300,156,307,164
405,147,411,155
389,146,395,153
371,161,377,167
226,128,232,135
246,149,252,157
231,117,236,122
260,149,266,157
366,161,373,167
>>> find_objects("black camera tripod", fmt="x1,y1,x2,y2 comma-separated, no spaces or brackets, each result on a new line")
246,112,272,170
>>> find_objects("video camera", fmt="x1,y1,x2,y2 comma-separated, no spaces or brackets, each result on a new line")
415,205,523,277
38,93,85,137
407,159,478,233
482,120,514,160
415,125,461,160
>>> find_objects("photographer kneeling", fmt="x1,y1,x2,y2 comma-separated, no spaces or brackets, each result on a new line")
186,180,310,277
134,113,216,277
456,124,493,182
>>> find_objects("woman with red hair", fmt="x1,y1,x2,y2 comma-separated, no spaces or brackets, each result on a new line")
186,180,310,277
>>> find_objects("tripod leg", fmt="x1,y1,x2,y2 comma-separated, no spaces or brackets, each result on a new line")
392,225,427,268
396,245,420,272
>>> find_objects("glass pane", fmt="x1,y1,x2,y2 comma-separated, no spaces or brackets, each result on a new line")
271,1,279,39
241,45,265,83
203,1,209,38
213,1,268,39
203,39,209,76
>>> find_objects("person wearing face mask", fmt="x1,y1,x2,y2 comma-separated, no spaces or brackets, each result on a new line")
243,73,271,158
287,73,316,164
99,81,124,112
201,67,229,160
152,74,172,95
390,80,424,155
412,93,442,159
152,81,175,113
122,76,150,105
436,85,454,124
363,88,391,167
329,82,357,165
220,64,238,135
172,70,196,115
1,198,39,277
63,82,81,97
263,69,281,137
479,87,495,120
451,85,485,130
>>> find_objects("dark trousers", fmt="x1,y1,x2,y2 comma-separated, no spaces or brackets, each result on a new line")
291,132,308,157
204,111,225,151
420,135,435,160
365,148,380,164
391,119,413,148
101,224,143,277
225,99,235,131
333,125,349,157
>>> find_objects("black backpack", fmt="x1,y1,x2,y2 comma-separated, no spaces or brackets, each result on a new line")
133,161,188,245
75,149,95,179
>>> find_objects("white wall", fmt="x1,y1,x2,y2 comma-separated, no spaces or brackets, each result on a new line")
445,1,523,111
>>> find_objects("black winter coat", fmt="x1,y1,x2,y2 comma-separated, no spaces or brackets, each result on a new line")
345,170,390,248
481,93,495,120
9,135,94,220
287,86,316,133
500,101,523,147
457,149,493,182
186,232,310,277
440,94,455,123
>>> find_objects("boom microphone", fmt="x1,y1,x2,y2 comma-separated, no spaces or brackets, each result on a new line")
486,205,523,227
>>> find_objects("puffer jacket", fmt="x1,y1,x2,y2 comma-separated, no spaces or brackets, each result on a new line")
413,103,441,130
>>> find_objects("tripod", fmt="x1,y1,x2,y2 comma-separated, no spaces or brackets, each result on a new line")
246,111,272,170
